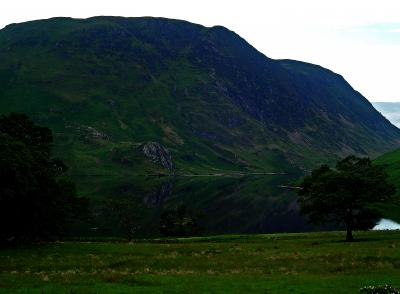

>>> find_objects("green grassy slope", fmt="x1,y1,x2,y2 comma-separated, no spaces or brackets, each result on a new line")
0,16,399,182
374,149,400,222
1,231,399,293
375,148,400,179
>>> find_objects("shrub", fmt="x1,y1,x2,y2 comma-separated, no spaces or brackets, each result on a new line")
360,285,400,294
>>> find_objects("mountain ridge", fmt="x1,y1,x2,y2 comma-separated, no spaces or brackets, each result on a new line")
0,16,399,179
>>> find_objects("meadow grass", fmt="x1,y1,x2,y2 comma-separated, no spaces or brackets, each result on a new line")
1,231,399,293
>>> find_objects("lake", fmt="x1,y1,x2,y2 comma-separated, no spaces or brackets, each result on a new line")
71,174,320,238
72,174,392,238
373,219,400,230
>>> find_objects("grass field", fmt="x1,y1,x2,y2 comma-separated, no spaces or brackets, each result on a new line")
1,231,400,293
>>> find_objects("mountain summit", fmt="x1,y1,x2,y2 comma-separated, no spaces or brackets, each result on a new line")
0,16,399,176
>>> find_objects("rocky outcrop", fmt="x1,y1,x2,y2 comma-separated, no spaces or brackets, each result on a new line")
141,142,174,172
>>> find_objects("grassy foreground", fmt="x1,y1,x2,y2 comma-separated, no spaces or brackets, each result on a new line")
1,231,400,293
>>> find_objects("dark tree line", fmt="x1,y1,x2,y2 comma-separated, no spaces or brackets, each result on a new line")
0,113,87,244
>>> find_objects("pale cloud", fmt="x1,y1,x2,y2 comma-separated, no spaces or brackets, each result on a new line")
1,0,400,101
390,28,400,33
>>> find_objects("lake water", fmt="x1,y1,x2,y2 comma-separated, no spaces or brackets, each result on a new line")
373,219,400,230
72,174,392,238
72,174,319,237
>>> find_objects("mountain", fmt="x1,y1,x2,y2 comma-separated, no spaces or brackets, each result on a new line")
372,102,400,128
0,16,399,180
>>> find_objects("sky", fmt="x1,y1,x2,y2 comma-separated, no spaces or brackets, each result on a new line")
1,0,400,102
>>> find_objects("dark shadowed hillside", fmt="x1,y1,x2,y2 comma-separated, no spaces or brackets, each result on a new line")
0,16,399,179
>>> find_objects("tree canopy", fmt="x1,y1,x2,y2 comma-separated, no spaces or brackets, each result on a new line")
298,156,396,241
0,113,87,244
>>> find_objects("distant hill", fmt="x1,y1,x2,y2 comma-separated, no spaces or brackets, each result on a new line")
0,16,399,180
372,102,400,128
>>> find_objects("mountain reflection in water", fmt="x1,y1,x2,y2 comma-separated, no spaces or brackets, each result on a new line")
72,174,323,238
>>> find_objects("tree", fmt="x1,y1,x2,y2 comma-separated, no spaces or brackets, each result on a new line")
0,113,87,244
298,156,395,241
